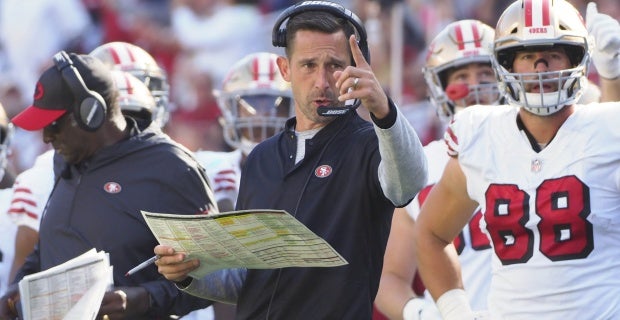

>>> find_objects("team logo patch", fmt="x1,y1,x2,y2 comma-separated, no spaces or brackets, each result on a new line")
104,182,122,193
34,82,44,100
314,165,332,178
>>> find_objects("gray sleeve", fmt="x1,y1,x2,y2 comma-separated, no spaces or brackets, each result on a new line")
374,106,428,207
179,268,246,304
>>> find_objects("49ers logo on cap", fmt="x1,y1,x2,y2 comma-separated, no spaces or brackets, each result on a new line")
104,182,122,193
34,82,44,100
314,165,332,178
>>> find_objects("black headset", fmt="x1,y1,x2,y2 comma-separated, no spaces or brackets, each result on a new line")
272,1,370,64
53,51,107,131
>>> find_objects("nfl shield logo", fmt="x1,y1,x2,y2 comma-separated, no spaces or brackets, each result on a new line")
531,159,542,173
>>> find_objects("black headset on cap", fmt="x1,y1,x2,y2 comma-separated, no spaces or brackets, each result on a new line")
272,1,370,117
53,51,107,131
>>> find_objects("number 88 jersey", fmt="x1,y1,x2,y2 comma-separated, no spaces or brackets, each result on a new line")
446,103,620,319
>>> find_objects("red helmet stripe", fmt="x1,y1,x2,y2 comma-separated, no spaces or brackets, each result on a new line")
470,21,481,48
252,57,260,82
525,0,533,27
252,54,278,85
108,43,138,65
124,73,133,94
454,24,465,51
269,57,276,81
525,0,551,27
109,47,122,65
541,0,550,26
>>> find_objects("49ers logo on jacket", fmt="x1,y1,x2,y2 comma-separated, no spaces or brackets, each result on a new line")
104,182,122,193
314,165,332,178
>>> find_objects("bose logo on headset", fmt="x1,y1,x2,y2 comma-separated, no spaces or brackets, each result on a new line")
53,51,107,131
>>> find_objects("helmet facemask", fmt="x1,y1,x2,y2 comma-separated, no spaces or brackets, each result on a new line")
220,91,293,155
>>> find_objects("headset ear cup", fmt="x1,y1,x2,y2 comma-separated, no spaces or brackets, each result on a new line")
76,92,106,131
53,51,108,131
276,29,287,48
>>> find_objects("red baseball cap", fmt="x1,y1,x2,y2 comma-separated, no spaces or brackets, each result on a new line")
12,52,113,131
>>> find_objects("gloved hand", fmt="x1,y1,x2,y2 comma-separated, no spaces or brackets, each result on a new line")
586,2,620,79
402,296,442,320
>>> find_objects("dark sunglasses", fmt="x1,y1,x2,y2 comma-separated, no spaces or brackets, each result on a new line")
45,113,71,134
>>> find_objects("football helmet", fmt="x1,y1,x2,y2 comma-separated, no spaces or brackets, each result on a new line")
90,41,170,127
423,20,501,121
492,0,592,115
110,70,157,125
215,52,294,155
0,103,13,182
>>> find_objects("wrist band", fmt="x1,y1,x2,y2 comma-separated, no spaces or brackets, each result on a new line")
436,289,473,320
402,297,426,320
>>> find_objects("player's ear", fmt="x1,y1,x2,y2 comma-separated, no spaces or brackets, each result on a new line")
276,56,291,82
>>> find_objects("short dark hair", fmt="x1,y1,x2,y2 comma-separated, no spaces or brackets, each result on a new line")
284,11,357,59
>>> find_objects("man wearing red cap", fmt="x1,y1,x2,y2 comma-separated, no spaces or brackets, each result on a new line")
0,51,219,319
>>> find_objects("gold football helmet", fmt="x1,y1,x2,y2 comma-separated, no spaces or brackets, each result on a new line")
90,42,169,127
493,0,592,115
423,20,501,121
215,52,294,155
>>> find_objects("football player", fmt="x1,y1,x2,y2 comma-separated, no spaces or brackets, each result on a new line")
414,1,620,319
375,19,499,320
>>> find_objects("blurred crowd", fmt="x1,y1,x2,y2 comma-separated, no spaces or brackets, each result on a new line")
0,0,617,175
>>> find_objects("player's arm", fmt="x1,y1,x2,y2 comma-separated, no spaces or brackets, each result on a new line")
375,207,419,319
9,226,38,282
414,157,478,319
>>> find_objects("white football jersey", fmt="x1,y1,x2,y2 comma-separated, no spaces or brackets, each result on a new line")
193,149,242,210
8,149,55,231
447,103,620,319
0,188,16,296
405,140,491,312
